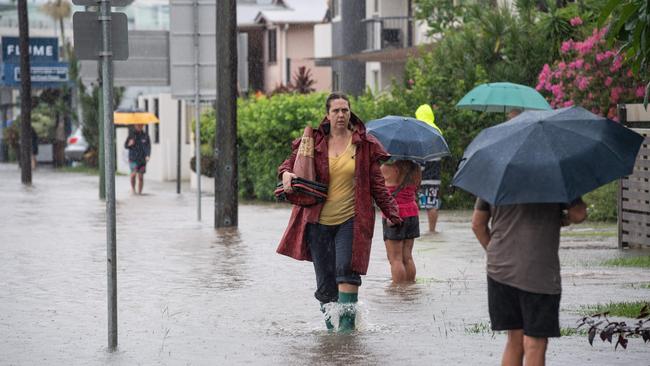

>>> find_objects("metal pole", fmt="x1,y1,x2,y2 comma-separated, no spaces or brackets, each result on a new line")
98,68,105,200
215,0,238,227
193,0,201,221
99,0,118,351
176,99,181,194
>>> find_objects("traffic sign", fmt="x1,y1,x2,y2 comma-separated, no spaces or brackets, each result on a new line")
1,36,58,64
2,62,69,88
73,11,129,61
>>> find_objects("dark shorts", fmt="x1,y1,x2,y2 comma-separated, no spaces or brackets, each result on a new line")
487,276,561,338
129,161,147,174
417,183,441,209
382,216,420,241
307,218,361,304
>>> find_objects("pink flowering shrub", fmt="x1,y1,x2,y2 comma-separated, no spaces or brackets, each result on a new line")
536,27,645,120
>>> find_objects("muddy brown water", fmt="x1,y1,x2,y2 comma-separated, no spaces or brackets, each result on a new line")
1,164,648,365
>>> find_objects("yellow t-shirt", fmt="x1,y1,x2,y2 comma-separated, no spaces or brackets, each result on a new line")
319,142,356,225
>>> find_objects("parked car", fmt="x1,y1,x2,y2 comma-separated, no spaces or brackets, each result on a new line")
64,126,89,162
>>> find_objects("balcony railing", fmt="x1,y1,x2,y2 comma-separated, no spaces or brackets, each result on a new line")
363,16,413,52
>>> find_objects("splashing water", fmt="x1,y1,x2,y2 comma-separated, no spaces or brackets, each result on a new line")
321,301,369,332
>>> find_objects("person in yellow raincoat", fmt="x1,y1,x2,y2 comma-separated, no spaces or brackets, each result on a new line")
415,104,442,233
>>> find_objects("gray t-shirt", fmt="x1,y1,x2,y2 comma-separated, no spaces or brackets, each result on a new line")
475,198,571,295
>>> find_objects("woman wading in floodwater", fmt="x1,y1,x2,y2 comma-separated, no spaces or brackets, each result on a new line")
277,92,402,332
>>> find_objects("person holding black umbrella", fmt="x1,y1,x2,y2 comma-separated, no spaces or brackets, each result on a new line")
277,93,402,332
471,197,587,365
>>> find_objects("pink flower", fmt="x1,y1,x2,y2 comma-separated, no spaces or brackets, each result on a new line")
558,62,566,70
564,100,575,107
636,86,646,98
570,17,583,26
607,107,616,120
627,69,634,77
604,77,613,87
575,59,584,69
610,57,622,73
561,40,574,54
408,79,415,86
610,86,624,103
576,76,590,91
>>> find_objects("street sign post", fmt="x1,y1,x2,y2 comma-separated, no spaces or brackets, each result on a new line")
2,62,69,88
72,0,129,352
73,11,129,61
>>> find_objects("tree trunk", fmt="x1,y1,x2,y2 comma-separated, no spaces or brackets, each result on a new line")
53,111,66,167
18,0,32,185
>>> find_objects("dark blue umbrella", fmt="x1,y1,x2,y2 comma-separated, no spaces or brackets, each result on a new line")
366,115,450,163
452,106,644,205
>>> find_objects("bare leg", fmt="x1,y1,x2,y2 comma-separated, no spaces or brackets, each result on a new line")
31,155,37,169
523,335,548,366
130,173,137,193
402,238,416,282
384,239,407,284
137,173,144,194
427,208,439,232
502,329,524,366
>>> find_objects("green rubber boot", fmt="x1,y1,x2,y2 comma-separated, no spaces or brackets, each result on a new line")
320,303,334,330
337,292,358,333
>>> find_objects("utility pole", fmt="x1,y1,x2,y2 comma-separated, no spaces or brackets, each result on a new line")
17,0,32,185
215,0,237,227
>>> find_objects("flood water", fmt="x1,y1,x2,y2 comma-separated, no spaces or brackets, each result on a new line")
1,163,648,365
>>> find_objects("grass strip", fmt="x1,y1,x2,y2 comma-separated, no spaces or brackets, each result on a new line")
602,256,650,268
579,301,650,318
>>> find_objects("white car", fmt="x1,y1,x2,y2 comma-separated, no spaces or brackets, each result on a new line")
64,126,89,162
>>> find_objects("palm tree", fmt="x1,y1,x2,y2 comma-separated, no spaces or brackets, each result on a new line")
40,0,72,59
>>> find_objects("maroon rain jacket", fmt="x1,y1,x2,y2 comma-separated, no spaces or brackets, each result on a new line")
276,113,401,275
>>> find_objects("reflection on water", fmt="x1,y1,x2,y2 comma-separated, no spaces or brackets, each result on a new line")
1,164,649,365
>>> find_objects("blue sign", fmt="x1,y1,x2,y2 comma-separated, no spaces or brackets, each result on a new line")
1,36,59,64
2,62,69,88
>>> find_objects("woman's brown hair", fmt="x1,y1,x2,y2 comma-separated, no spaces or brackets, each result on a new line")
394,160,422,186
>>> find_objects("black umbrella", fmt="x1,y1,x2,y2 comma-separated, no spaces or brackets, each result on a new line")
452,106,644,205
366,115,450,163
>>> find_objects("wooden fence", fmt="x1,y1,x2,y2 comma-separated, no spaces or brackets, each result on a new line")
618,104,650,248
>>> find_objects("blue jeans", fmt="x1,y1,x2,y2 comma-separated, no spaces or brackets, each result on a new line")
307,218,361,304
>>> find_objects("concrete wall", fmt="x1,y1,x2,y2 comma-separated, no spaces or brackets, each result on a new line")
286,25,331,92
265,24,331,93
116,93,193,182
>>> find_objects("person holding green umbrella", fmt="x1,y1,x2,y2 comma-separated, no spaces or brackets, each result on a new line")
456,82,551,113
415,104,443,233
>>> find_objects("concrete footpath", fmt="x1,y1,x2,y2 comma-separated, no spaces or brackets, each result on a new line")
0,163,648,365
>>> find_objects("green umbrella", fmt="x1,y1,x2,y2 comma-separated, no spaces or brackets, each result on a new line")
456,82,551,113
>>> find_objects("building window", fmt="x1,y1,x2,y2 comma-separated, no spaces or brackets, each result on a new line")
268,29,277,63
153,98,160,144
374,0,379,13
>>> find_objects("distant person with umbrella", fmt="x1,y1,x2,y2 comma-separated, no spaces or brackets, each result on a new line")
124,124,151,195
380,159,421,284
415,104,443,233
277,93,402,332
455,106,645,365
